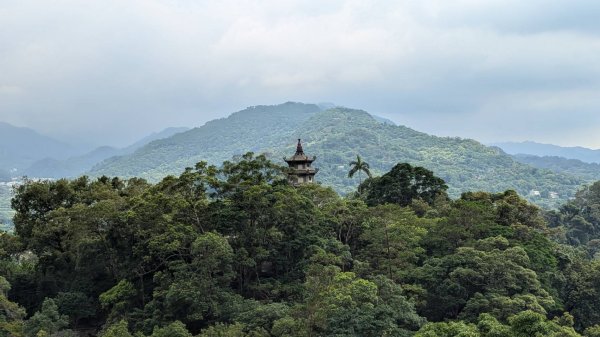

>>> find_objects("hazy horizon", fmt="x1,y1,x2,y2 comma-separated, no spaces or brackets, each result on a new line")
2,102,600,152
2,1,600,148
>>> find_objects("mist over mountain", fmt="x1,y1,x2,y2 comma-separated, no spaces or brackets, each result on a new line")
3,103,596,209
90,102,321,179
492,141,600,163
90,102,585,208
512,154,600,183
23,127,189,179
0,122,81,173
123,127,190,153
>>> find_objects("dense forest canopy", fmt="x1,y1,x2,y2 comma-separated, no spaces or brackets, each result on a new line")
2,153,600,336
0,185,12,232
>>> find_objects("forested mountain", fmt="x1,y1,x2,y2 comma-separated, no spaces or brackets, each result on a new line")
90,102,323,180
493,141,600,163
23,127,189,179
371,115,397,125
0,124,189,230
513,154,600,182
121,127,191,153
90,102,584,207
3,156,600,336
0,122,79,173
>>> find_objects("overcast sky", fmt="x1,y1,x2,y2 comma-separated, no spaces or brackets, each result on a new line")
2,0,600,148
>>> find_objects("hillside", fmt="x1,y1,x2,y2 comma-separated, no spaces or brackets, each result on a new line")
23,127,189,179
0,122,79,173
90,103,584,207
492,141,600,163
513,154,600,182
90,102,322,180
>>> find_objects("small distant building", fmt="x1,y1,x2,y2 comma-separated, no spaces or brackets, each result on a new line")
549,192,559,199
529,190,541,197
284,139,318,185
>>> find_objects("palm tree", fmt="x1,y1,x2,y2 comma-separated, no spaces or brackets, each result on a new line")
348,155,372,185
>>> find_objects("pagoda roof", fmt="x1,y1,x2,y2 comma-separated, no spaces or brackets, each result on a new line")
284,154,316,163
284,139,316,162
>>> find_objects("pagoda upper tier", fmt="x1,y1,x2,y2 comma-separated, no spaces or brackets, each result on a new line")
284,139,318,185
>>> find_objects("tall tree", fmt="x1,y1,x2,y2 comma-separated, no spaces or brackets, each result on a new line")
359,163,448,207
23,298,71,337
348,155,372,186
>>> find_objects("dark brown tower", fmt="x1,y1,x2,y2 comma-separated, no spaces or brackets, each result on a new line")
284,139,318,185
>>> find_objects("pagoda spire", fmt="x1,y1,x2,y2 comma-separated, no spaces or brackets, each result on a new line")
284,139,318,185
295,138,304,155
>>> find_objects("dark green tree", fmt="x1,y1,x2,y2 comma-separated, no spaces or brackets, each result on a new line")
359,163,448,207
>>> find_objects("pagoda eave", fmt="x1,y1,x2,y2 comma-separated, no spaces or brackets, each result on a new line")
283,156,316,163
293,169,317,175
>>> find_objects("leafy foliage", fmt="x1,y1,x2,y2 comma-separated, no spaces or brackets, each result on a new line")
359,162,448,207
23,298,71,337
0,276,25,337
0,185,13,231
2,154,600,336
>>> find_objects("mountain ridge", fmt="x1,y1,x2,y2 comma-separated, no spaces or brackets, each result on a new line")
89,102,586,207
512,154,600,183
23,127,190,179
0,122,79,172
492,141,600,163
89,102,322,179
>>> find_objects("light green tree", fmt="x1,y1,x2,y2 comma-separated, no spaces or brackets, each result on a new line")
415,321,479,337
99,320,133,337
149,321,192,337
23,298,69,337
0,276,26,337
358,205,429,282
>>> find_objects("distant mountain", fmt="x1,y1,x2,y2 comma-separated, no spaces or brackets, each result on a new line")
491,141,600,163
23,146,120,179
90,102,322,180
318,102,396,126
512,154,600,183
0,122,79,173
122,127,190,153
24,127,189,179
90,102,585,207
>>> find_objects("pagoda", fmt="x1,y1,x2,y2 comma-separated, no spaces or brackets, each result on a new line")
284,139,318,185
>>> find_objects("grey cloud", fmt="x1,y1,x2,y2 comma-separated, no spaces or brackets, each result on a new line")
1,0,600,148
414,0,600,35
